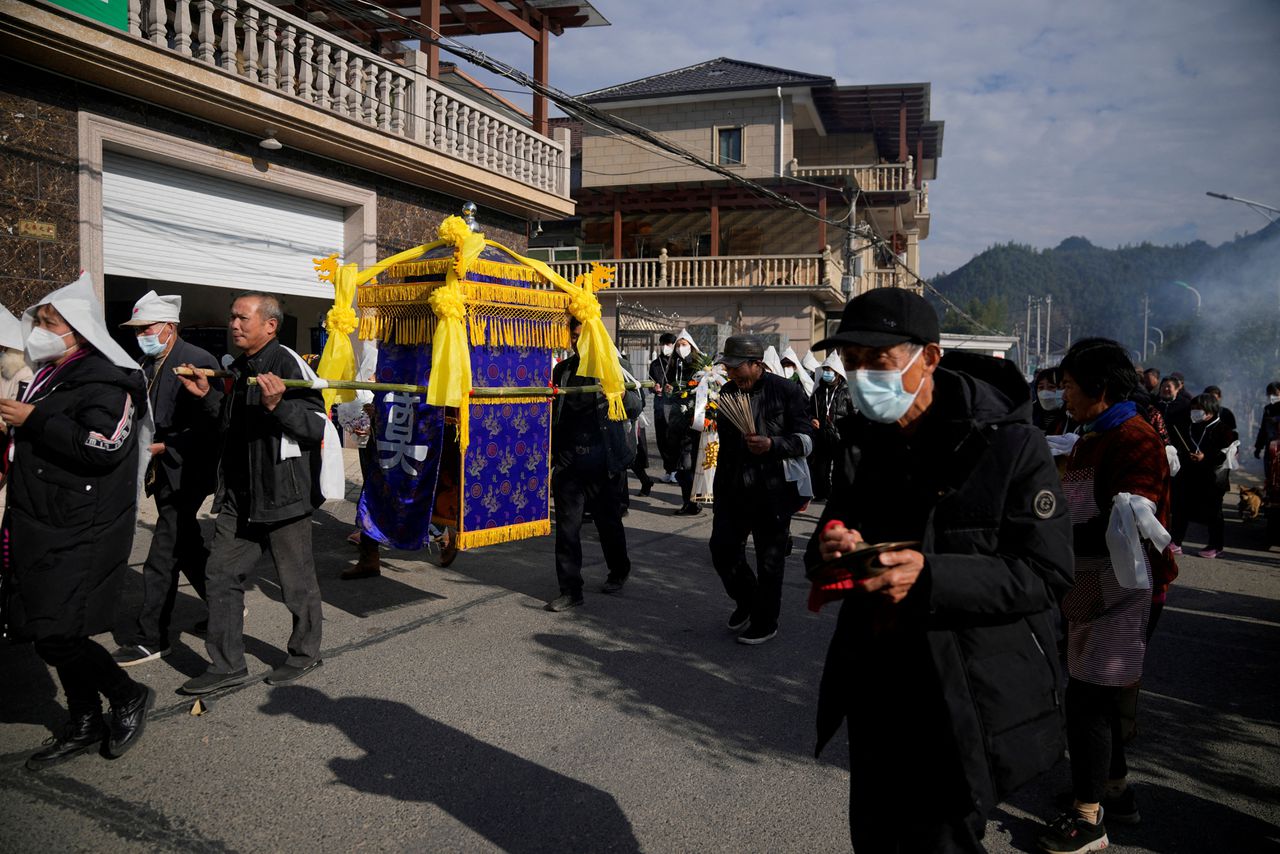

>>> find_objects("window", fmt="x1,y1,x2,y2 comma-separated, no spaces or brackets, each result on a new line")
716,127,743,166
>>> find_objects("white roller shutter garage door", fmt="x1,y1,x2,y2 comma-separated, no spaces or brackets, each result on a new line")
102,152,344,299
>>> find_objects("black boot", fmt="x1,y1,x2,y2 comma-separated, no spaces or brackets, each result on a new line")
106,684,155,759
25,711,107,771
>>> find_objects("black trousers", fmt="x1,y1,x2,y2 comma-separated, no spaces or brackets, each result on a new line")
1170,492,1226,550
708,496,790,631
1066,677,1129,804
810,446,833,501
35,637,137,716
204,489,322,673
654,398,677,472
553,464,630,596
132,487,209,647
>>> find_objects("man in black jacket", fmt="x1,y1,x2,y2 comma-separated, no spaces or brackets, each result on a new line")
710,334,813,645
112,291,223,666
807,289,1073,853
176,293,327,693
648,332,678,481
546,319,643,612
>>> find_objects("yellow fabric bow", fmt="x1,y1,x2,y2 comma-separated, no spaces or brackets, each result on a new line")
315,255,358,412
425,216,486,451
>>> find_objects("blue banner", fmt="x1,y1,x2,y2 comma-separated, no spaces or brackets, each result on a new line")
358,344,446,550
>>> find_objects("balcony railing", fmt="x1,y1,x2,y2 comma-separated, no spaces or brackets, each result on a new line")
550,248,844,293
790,161,915,193
126,0,566,195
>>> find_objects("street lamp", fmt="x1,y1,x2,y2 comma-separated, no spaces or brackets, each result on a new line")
1206,191,1280,223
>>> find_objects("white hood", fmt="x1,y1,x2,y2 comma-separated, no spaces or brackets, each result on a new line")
781,346,813,395
22,272,139,370
822,351,847,380
762,345,784,377
801,350,820,373
0,305,23,351
673,327,702,355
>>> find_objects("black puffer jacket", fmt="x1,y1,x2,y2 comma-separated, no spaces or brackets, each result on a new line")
203,338,326,524
552,354,643,474
806,358,1073,819
713,371,812,513
2,351,146,642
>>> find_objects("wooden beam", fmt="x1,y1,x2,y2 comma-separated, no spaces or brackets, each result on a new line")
532,19,549,136
898,100,908,163
613,193,623,259
443,1,480,35
818,192,827,251
469,0,539,39
710,189,720,256
423,0,441,78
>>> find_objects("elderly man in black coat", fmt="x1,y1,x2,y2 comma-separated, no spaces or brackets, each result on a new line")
1,274,153,770
709,334,813,645
807,289,1073,853
112,291,223,666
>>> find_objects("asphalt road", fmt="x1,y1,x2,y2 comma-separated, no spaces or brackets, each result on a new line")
1,449,1277,853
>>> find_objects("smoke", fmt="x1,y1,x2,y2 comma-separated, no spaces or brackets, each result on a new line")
1149,221,1280,442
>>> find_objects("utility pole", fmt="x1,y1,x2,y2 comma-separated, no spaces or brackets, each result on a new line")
1044,294,1053,362
1066,323,1072,349
1035,299,1042,367
1025,295,1033,375
1142,293,1150,364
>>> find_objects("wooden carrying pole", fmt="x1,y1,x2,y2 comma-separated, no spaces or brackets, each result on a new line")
239,376,655,397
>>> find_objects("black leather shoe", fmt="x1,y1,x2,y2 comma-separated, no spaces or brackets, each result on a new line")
638,481,653,497
601,578,626,595
106,684,155,759
25,712,107,771
264,660,323,685
180,668,250,695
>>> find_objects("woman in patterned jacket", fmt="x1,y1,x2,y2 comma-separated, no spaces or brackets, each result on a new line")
1038,338,1173,854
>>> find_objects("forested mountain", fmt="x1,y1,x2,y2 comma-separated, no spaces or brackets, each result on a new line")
928,222,1280,398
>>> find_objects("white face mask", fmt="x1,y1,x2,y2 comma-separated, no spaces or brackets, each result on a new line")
849,347,925,424
25,326,74,365
1190,410,1207,423
676,343,691,358
1269,395,1280,405
137,329,169,358
661,344,674,357
783,366,796,379
1037,390,1064,411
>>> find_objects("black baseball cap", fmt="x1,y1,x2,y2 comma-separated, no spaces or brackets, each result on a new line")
718,334,765,367
814,288,940,350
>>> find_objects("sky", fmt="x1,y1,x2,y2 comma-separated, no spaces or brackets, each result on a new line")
443,0,1280,277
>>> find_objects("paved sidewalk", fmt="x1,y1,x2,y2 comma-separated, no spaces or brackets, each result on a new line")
0,448,1277,852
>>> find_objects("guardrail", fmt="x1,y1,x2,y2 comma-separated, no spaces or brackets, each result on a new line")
790,161,915,193
550,249,843,291
126,0,566,194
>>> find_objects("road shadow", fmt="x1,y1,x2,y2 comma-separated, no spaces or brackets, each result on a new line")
0,643,63,735
260,685,641,853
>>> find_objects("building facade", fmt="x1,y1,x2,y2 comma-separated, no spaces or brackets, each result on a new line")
0,0,602,357
533,57,943,357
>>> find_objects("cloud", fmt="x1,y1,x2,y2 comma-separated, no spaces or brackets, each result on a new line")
450,0,1280,276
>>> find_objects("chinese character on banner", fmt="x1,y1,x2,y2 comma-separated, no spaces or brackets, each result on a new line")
378,392,431,476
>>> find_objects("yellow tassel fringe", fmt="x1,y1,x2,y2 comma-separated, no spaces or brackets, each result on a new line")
456,518,551,551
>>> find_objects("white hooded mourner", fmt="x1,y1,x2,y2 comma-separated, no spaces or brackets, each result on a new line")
781,346,814,396
0,305,35,418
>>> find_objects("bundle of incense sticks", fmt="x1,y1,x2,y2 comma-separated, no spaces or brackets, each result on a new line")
717,392,757,435
172,366,234,379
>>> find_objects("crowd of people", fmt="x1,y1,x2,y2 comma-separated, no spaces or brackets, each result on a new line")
1,274,1275,854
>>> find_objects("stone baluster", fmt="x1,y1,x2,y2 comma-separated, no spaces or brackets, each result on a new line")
315,43,331,109
297,33,313,102
128,0,143,37
241,6,258,81
474,115,488,167
217,0,237,72
658,248,668,287
261,16,277,89
278,24,295,95
172,0,193,57
377,69,391,130
444,99,457,154
346,57,362,117
390,76,405,135
363,65,377,125
146,0,165,45
196,0,215,64
331,48,347,112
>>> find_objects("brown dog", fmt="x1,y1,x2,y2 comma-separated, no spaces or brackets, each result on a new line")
1238,486,1264,520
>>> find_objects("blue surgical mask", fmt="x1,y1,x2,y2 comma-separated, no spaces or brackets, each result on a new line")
1037,390,1064,411
821,369,836,383
849,347,925,424
137,333,167,357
